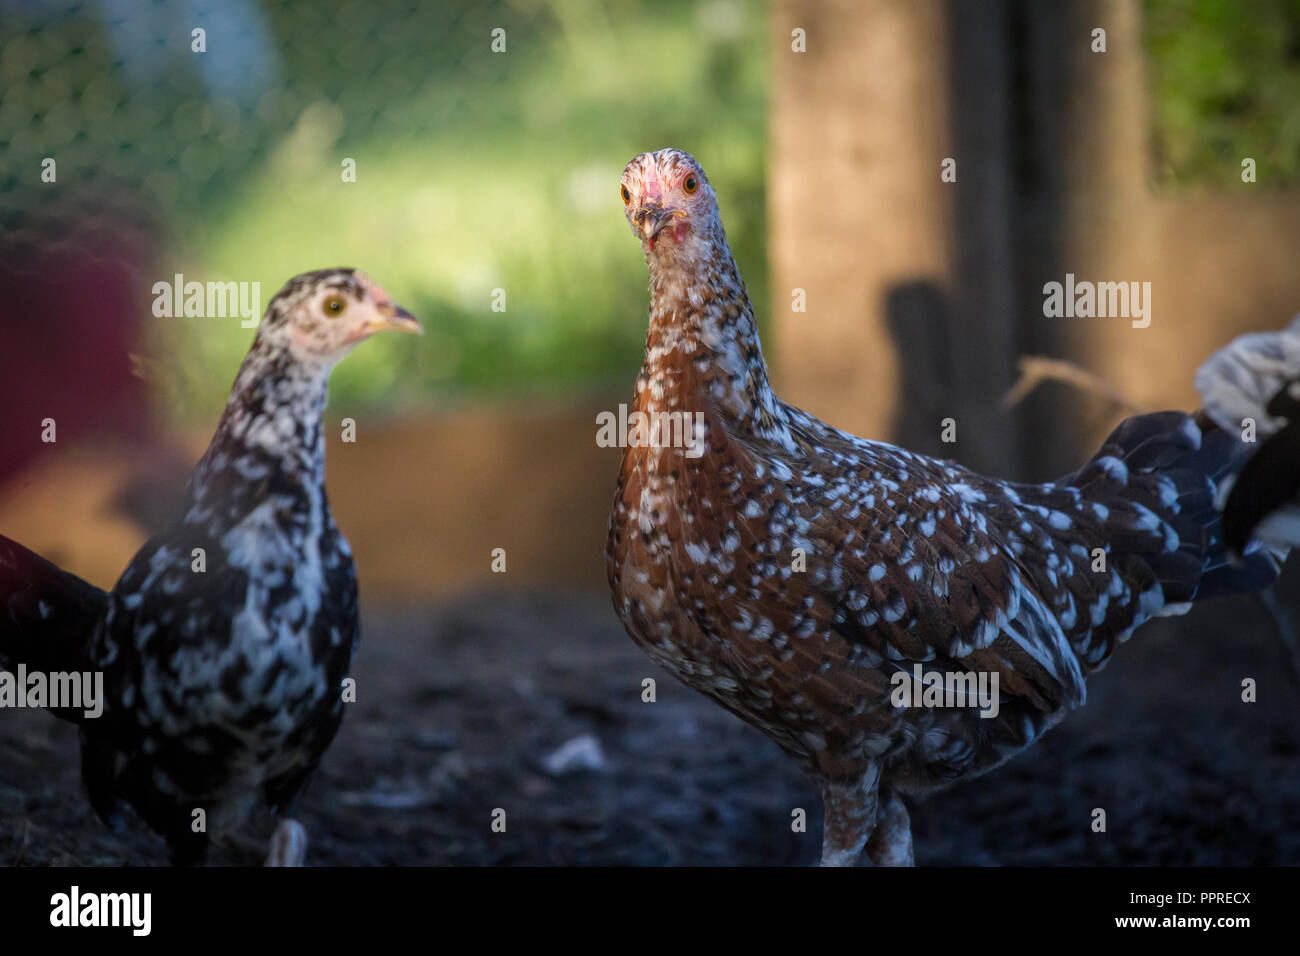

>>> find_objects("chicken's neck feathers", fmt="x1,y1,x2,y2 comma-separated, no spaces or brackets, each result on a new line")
641,231,792,448
185,341,333,526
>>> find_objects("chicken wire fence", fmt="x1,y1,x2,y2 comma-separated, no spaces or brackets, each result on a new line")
0,0,522,259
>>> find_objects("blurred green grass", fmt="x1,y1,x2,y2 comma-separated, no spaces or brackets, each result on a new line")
171,0,771,418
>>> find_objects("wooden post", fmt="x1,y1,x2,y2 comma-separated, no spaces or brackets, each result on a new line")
769,0,1019,476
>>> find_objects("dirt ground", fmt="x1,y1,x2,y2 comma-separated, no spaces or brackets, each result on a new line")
2,584,1299,867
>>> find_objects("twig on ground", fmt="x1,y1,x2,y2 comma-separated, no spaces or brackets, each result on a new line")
1001,356,1142,414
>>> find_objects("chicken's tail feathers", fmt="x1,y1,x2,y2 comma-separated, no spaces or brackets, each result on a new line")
1064,409,1279,607
0,533,106,680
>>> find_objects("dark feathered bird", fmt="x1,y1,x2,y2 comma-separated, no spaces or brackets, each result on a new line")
606,148,1285,866
1196,314,1300,555
0,268,420,865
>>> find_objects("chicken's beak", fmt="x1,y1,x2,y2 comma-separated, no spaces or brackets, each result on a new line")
633,202,675,240
353,272,423,336
373,302,422,335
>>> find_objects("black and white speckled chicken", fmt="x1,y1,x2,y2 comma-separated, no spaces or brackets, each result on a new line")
1196,313,1300,555
606,148,1288,866
0,268,419,865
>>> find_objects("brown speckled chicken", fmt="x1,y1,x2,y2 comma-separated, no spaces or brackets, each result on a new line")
606,148,1283,866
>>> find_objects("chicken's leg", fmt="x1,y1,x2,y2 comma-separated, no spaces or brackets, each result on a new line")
819,766,880,866
265,819,308,867
865,789,914,866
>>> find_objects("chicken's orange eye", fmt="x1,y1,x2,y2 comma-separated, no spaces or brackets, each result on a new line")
683,175,698,194
621,185,631,204
322,295,346,317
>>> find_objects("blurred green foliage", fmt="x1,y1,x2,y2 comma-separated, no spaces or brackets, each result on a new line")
1145,0,1300,187
1,0,768,419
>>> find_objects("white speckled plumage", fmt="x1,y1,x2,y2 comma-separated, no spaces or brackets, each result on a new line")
606,148,1283,866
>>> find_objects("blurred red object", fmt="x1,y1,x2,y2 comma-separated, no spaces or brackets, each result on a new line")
0,221,159,488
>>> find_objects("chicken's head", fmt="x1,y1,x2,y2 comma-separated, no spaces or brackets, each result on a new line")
620,148,722,261
258,268,421,366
